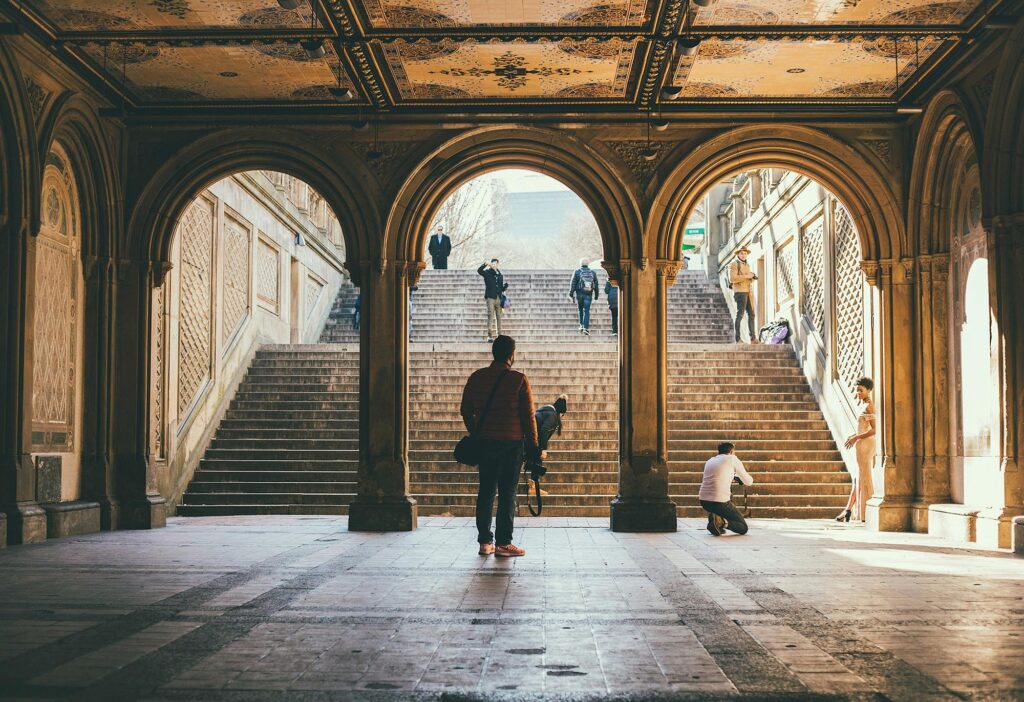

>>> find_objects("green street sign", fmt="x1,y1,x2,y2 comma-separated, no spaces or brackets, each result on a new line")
684,227,705,236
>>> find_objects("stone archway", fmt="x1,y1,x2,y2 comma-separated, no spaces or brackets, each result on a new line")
647,125,912,531
116,132,379,530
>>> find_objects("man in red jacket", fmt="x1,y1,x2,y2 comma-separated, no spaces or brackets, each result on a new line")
460,335,538,557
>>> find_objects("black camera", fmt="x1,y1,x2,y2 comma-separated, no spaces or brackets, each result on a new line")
527,462,547,480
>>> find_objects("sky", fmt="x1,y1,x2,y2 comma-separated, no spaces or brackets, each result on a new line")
478,168,570,193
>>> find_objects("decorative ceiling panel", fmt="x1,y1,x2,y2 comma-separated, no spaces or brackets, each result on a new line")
692,0,984,25
80,43,355,102
23,0,320,30
382,39,640,99
358,0,653,28
673,37,941,98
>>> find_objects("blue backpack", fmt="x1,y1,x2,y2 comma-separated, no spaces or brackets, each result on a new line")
578,268,595,294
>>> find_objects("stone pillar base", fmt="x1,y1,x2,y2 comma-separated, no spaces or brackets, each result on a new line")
911,501,933,533
610,498,677,532
865,497,912,532
348,497,417,532
0,512,6,548
975,507,1019,550
1013,516,1024,556
118,495,167,530
43,501,102,538
3,501,48,545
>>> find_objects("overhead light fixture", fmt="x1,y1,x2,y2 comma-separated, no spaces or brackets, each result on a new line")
366,149,384,160
677,37,701,56
692,0,716,6
300,39,326,59
277,0,303,8
641,148,659,162
352,120,369,131
652,120,669,132
329,86,355,102
661,85,682,100
295,231,307,247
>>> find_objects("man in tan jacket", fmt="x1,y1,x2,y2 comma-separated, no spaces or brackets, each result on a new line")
729,247,758,343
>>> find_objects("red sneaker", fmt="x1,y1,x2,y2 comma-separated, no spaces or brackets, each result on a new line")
478,542,495,556
495,543,525,557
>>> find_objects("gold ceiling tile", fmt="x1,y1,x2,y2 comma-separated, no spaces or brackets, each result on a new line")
358,0,652,28
81,43,355,102
23,0,319,30
673,38,945,98
382,39,639,99
692,0,984,26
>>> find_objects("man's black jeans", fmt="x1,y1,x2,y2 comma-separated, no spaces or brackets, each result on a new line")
733,292,756,342
609,305,618,334
477,440,524,546
699,499,749,535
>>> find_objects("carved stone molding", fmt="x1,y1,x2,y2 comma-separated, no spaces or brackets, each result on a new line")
861,260,881,286
862,138,893,169
401,259,425,287
919,253,951,281
892,258,915,285
150,259,174,287
23,76,50,121
603,140,665,191
350,141,417,184
654,258,682,280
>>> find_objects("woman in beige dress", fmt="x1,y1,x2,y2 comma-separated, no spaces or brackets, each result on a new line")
836,377,876,522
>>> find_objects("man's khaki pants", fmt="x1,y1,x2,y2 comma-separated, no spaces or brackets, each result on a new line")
486,297,503,339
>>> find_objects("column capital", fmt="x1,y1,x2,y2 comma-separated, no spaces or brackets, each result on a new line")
654,258,682,281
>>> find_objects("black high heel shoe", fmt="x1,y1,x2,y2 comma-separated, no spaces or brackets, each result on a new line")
835,510,851,522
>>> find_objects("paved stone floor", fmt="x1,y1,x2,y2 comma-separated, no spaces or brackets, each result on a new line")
1,517,1023,701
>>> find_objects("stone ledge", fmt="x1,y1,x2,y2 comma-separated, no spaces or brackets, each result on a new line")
42,501,101,539
927,504,979,543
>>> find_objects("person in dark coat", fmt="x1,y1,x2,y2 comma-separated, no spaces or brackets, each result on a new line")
604,280,618,336
478,259,508,342
428,225,452,270
530,395,568,497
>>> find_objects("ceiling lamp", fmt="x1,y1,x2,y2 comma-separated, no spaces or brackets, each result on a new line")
641,147,659,162
301,39,326,59
692,0,716,6
277,0,303,8
329,86,354,102
677,37,701,56
652,120,669,132
351,120,369,131
661,85,682,100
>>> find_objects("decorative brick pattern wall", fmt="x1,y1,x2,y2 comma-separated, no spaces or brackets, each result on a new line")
176,196,215,416
221,215,250,344
833,203,865,395
256,237,279,311
801,217,825,334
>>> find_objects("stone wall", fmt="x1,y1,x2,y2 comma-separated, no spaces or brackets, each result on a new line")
151,172,348,508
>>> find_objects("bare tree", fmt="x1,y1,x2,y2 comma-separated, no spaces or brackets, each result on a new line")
429,177,509,269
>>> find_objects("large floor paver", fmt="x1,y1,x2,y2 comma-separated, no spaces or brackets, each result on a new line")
0,516,1021,700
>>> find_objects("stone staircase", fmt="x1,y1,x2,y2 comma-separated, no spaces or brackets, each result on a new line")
318,280,360,344
178,267,849,520
667,345,851,518
410,348,619,517
177,346,359,516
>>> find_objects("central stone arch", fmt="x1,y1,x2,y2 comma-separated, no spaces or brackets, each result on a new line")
385,126,643,274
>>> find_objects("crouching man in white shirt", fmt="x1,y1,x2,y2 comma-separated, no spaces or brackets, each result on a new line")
699,442,754,536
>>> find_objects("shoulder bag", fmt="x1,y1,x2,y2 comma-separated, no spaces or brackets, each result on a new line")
454,369,509,466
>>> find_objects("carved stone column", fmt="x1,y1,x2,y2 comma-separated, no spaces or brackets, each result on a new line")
80,254,118,528
348,259,419,531
912,253,952,531
0,219,47,545
864,259,917,532
108,259,167,530
984,215,1024,547
609,259,677,532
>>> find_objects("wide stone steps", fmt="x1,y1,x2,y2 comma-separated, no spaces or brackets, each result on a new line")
180,270,850,521
179,347,360,517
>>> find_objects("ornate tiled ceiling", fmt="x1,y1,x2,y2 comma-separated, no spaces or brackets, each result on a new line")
5,0,1001,109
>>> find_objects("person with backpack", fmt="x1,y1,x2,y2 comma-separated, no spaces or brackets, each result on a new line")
729,246,758,343
568,259,599,335
604,280,618,336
